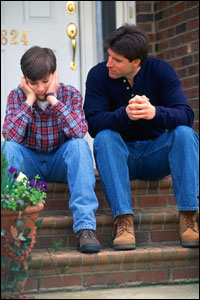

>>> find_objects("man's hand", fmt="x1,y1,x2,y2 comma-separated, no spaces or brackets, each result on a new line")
126,95,156,121
20,77,36,106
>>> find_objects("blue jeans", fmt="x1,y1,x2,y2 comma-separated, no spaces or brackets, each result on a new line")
94,126,199,219
2,139,98,233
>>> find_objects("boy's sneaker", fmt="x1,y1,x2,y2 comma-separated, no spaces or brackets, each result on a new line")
76,229,101,253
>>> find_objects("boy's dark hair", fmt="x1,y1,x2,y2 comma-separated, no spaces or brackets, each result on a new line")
104,24,149,66
20,46,56,81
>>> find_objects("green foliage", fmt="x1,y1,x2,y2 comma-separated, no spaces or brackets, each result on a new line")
51,239,63,252
1,221,32,297
1,136,47,298
1,136,47,211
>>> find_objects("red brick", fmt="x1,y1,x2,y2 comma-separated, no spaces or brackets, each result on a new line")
40,275,81,288
44,199,67,211
84,272,125,286
129,270,169,283
161,246,176,267
173,268,199,280
151,230,179,242
24,278,37,291
138,196,167,207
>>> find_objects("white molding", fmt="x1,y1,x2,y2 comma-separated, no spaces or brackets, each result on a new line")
116,1,136,27
79,1,97,98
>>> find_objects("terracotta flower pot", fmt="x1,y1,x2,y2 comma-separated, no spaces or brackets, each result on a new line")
1,201,44,298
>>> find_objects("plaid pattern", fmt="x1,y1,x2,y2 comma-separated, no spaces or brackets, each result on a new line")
2,83,88,153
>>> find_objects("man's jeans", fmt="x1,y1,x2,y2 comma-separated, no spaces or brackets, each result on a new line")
94,126,199,219
2,139,98,233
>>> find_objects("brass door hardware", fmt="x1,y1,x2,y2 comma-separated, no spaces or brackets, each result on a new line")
66,23,77,70
66,1,76,14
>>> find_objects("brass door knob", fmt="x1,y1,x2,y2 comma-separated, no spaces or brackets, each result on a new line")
66,23,77,70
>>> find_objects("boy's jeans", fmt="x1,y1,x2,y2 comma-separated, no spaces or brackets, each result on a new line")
94,126,199,219
2,139,98,233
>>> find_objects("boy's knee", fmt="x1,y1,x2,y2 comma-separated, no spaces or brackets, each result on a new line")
1,141,20,153
63,138,90,158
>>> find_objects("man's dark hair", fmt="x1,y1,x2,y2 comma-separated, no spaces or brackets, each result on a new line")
20,46,56,81
104,24,149,66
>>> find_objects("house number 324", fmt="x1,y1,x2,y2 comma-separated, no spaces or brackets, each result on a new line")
1,29,28,45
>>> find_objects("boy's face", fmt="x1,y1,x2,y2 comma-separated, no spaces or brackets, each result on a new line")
26,73,53,101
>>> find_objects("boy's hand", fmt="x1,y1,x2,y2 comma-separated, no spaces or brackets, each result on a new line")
126,95,156,120
20,77,36,105
46,70,59,94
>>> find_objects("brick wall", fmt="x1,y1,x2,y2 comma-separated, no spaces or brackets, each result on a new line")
136,1,199,133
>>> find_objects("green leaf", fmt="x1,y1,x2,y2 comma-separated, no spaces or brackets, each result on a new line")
22,240,31,250
23,227,31,238
27,254,32,265
51,239,63,252
16,219,25,233
12,243,22,256
10,260,21,272
1,256,7,268
18,235,27,241
1,229,6,236
35,218,43,228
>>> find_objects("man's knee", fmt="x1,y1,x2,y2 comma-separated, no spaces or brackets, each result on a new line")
94,130,120,147
173,126,198,142
174,125,193,135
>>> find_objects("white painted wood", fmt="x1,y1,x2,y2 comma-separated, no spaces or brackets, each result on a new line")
1,1,80,140
116,1,136,27
1,1,136,147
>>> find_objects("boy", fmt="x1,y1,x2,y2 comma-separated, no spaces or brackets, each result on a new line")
2,46,101,253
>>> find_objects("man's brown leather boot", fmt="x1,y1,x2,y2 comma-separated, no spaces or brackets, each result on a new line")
179,211,199,247
113,214,136,250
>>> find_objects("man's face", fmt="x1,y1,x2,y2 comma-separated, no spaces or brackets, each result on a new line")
106,48,140,80
26,73,53,101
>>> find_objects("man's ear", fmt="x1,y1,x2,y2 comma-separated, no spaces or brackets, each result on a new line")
131,59,141,68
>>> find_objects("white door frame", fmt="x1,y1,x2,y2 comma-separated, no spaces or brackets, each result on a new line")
79,1,136,98
79,1,136,151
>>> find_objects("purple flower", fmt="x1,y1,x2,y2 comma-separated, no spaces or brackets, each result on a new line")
36,181,48,192
29,180,48,192
8,166,18,178
29,179,36,188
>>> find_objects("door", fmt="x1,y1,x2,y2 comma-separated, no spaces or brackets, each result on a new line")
1,1,82,139
1,1,136,145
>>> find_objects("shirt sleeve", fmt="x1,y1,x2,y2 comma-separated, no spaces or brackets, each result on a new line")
52,85,88,138
84,67,131,138
2,89,33,143
153,60,194,129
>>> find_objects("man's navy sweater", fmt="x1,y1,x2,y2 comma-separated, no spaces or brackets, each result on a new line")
84,57,194,141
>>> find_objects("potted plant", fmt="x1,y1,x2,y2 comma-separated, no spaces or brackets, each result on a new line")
1,139,47,299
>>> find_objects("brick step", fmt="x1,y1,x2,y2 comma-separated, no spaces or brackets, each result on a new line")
35,208,181,249
25,245,199,292
44,175,176,215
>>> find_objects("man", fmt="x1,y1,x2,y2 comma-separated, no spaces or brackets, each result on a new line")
2,46,101,253
84,24,199,250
